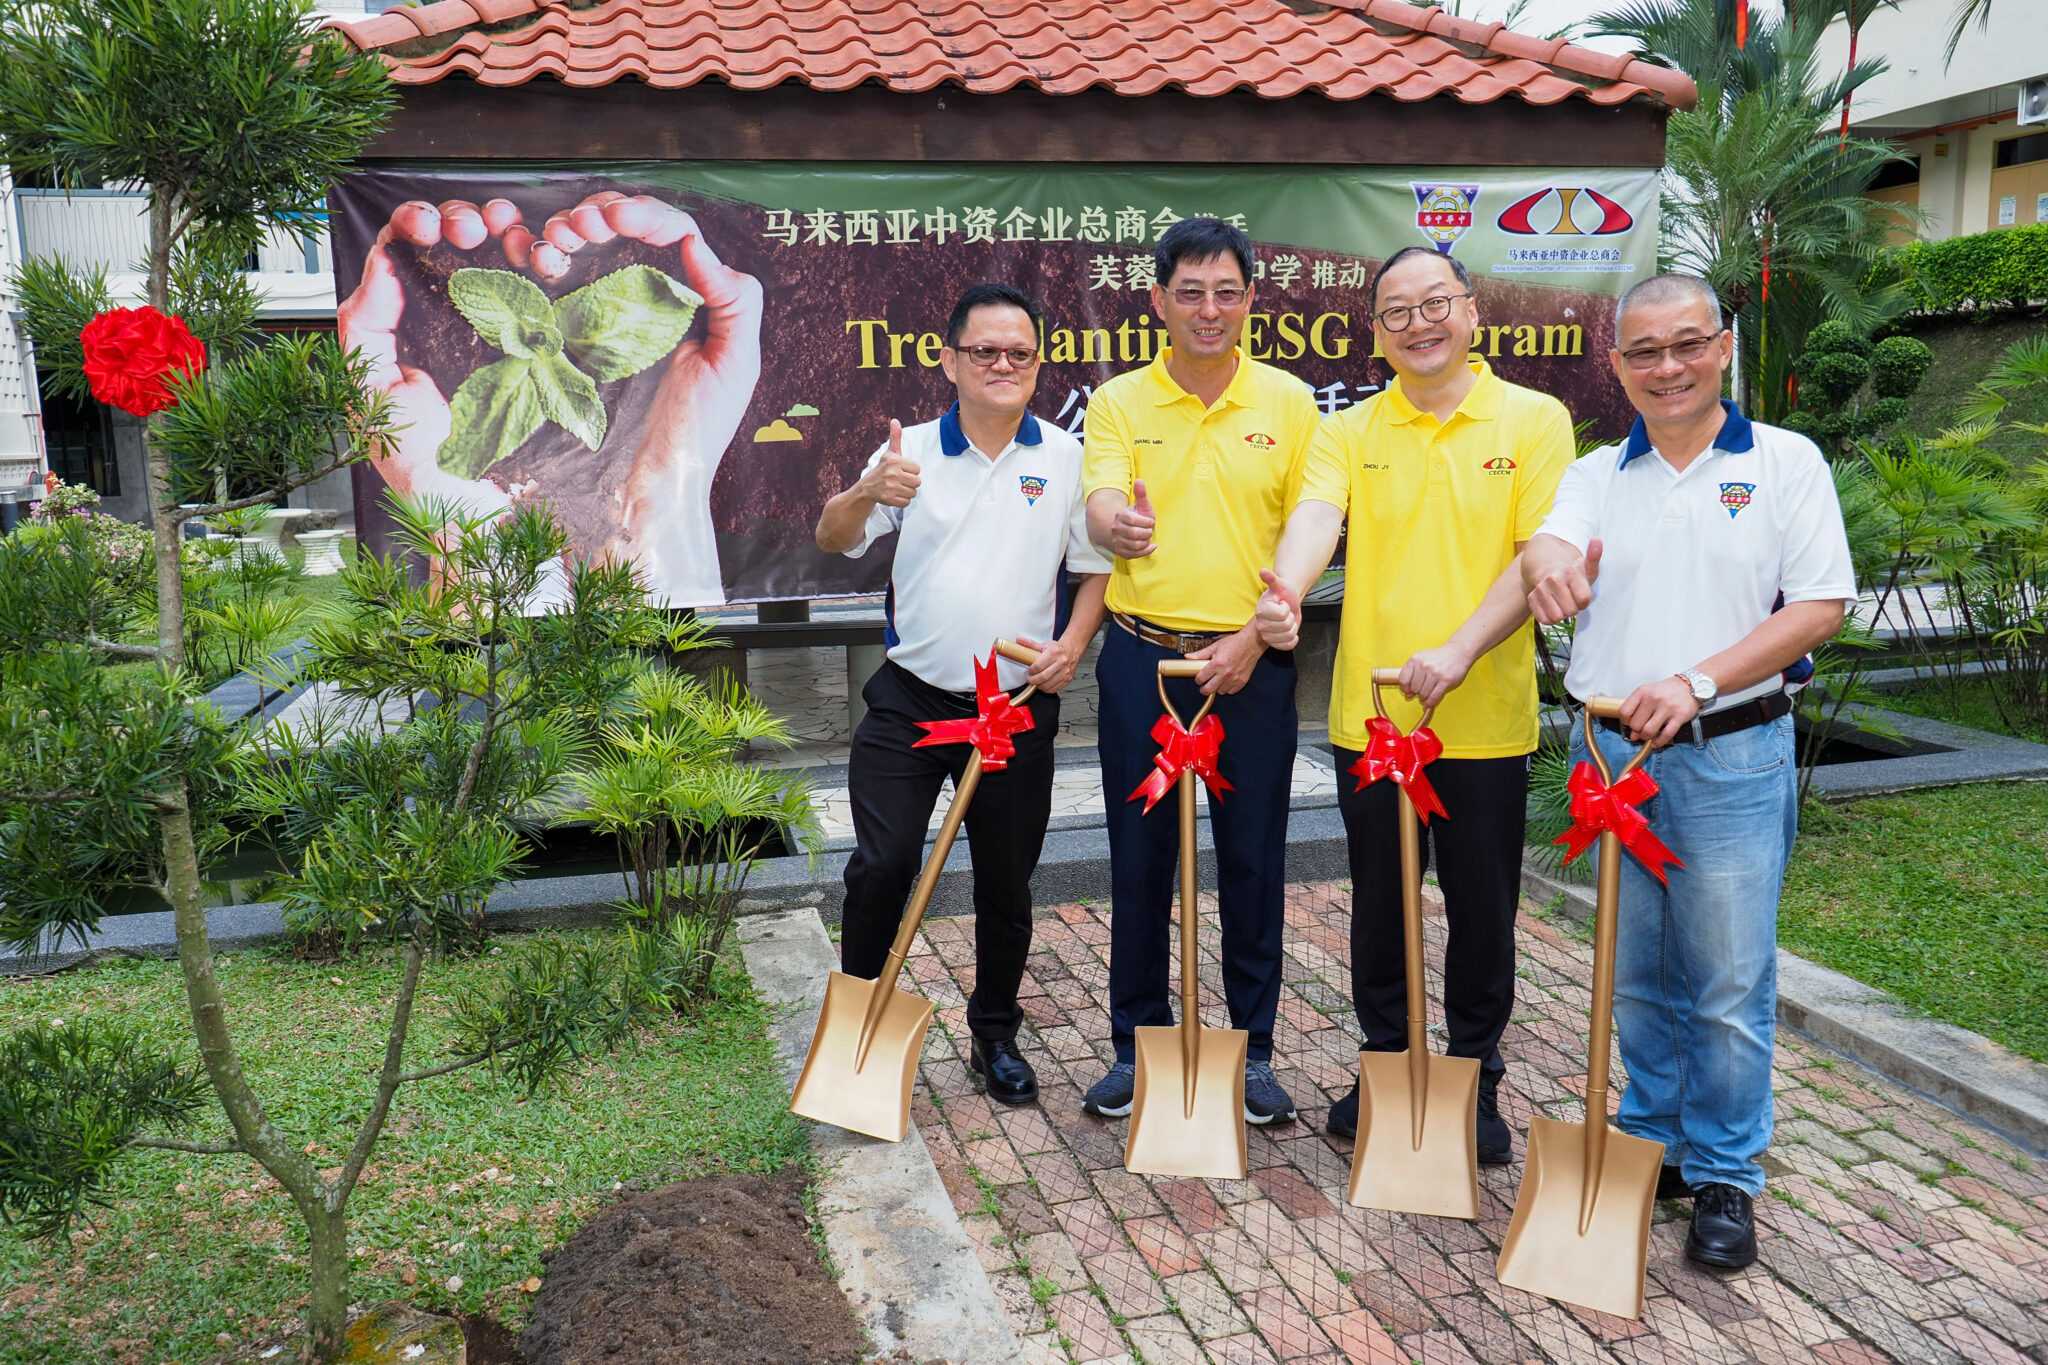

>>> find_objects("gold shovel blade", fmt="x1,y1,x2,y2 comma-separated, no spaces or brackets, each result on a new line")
1496,1115,1664,1320
1124,1023,1249,1180
1346,1049,1482,1219
789,970,936,1143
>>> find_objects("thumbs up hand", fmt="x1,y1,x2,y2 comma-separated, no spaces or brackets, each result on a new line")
1252,568,1302,650
1109,478,1156,560
861,419,922,508
1527,536,1602,625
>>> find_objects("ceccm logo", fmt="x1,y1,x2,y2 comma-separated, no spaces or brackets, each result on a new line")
1482,456,1517,476
1496,186,1635,237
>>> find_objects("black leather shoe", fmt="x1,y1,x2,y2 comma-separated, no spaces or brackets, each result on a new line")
1326,1085,1359,1139
1657,1165,1696,1201
1687,1183,1758,1269
970,1038,1039,1106
1476,1076,1512,1166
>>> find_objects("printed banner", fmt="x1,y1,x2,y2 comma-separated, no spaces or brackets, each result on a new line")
331,162,1659,606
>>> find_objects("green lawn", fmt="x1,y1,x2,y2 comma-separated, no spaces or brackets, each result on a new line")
1872,675,2048,746
0,933,805,1363
1784,783,2048,1062
1893,313,2048,461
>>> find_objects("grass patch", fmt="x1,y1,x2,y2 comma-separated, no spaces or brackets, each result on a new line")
1783,783,2048,1061
1869,675,2048,746
1893,312,2048,461
0,930,804,1362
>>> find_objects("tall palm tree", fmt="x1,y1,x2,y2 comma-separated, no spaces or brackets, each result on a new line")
1837,0,1899,141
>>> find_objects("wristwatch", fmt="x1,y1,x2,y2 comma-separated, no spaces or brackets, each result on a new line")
1678,669,1717,706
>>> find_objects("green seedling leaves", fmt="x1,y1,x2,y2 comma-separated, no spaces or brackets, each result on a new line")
556,264,704,382
435,263,701,477
441,357,547,480
448,269,560,359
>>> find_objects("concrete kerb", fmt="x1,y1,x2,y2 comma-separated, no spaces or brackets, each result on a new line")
1519,860,2048,1157
737,907,1020,1364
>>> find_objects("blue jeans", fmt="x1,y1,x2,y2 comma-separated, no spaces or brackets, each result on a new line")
1573,711,1796,1196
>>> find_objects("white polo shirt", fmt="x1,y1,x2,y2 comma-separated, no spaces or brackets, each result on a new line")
1537,402,1856,711
845,404,1110,693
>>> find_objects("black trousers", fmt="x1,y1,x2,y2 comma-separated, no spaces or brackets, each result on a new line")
1331,748,1529,1086
1098,624,1297,1064
839,660,1058,1044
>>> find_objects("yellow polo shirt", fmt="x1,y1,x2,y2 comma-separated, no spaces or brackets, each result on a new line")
1302,360,1572,757
1083,347,1319,633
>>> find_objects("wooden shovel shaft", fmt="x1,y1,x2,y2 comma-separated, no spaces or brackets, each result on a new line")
1179,764,1200,1117
856,750,985,1068
1578,696,1639,1235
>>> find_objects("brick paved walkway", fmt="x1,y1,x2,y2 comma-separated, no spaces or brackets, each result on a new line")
904,881,2048,1364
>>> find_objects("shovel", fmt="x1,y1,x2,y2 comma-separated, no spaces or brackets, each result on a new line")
1125,658,1249,1181
1346,668,1481,1220
790,638,1043,1143
1495,697,1665,1320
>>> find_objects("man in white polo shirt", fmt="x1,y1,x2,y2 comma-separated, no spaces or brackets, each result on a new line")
814,282,1110,1107
1522,273,1854,1270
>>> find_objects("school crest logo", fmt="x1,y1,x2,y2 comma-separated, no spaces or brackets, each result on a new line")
1243,432,1277,449
1018,475,1048,506
1412,183,1481,255
1718,482,1756,519
1482,456,1517,476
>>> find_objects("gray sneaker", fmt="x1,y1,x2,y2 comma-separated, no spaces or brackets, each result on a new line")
1082,1062,1137,1118
1244,1061,1298,1126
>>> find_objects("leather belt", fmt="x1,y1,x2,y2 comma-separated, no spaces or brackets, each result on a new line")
1596,690,1792,743
1112,611,1223,655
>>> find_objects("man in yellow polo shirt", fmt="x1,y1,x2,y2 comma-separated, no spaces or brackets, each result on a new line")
1079,217,1320,1126
1253,246,1572,1158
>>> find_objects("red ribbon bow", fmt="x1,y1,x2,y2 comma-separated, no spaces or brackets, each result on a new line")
1348,716,1450,824
1554,761,1685,885
913,651,1034,770
1126,712,1231,815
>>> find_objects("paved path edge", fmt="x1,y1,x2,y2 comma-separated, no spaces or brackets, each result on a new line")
1520,859,2048,1158
737,907,1021,1364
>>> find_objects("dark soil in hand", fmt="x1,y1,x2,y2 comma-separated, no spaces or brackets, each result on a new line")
519,1169,861,1365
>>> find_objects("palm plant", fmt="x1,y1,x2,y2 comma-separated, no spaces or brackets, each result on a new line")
1943,0,1994,64
1589,0,1915,419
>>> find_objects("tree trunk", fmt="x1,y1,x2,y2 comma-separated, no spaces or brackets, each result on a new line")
144,192,341,1358
1840,27,1858,142
305,1207,352,1361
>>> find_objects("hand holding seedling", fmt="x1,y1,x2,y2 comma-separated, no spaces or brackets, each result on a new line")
337,192,764,603
860,420,922,508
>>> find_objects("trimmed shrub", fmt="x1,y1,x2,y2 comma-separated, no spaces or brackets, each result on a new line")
1869,335,1934,398
1804,319,1870,359
1802,350,1872,407
1886,224,2048,314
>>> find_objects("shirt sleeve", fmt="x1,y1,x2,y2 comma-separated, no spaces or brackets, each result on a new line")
1081,389,1132,500
841,443,902,559
1534,451,1606,553
1064,441,1113,573
1279,377,1319,513
1296,407,1353,513
1513,396,1577,542
1776,439,1858,603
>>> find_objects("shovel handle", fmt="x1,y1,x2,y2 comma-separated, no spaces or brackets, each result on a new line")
1158,659,1205,678
994,638,1039,667
1369,666,1437,732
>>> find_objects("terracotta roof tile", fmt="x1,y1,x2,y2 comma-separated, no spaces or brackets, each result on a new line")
329,0,1696,111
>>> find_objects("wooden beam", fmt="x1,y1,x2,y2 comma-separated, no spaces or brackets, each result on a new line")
367,80,1670,168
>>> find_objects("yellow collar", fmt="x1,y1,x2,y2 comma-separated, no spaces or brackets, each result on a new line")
1382,358,1502,426
1146,345,1251,410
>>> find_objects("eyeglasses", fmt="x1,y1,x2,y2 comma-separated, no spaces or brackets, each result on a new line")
1373,293,1470,332
1167,286,1248,308
956,345,1040,368
1618,335,1722,370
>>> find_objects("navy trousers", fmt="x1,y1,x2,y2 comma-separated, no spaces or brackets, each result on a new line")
1096,624,1297,1063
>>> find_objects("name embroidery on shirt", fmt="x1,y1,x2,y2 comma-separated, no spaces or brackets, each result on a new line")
1718,482,1757,519
1018,475,1048,506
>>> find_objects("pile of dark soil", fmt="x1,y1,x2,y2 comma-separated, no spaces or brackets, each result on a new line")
519,1169,861,1365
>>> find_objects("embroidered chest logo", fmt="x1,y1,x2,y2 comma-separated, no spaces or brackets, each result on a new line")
1018,475,1048,506
1482,456,1517,476
1243,432,1276,449
1718,482,1757,519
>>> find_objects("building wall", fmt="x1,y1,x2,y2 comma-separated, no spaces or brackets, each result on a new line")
1823,0,2044,129
0,167,45,495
